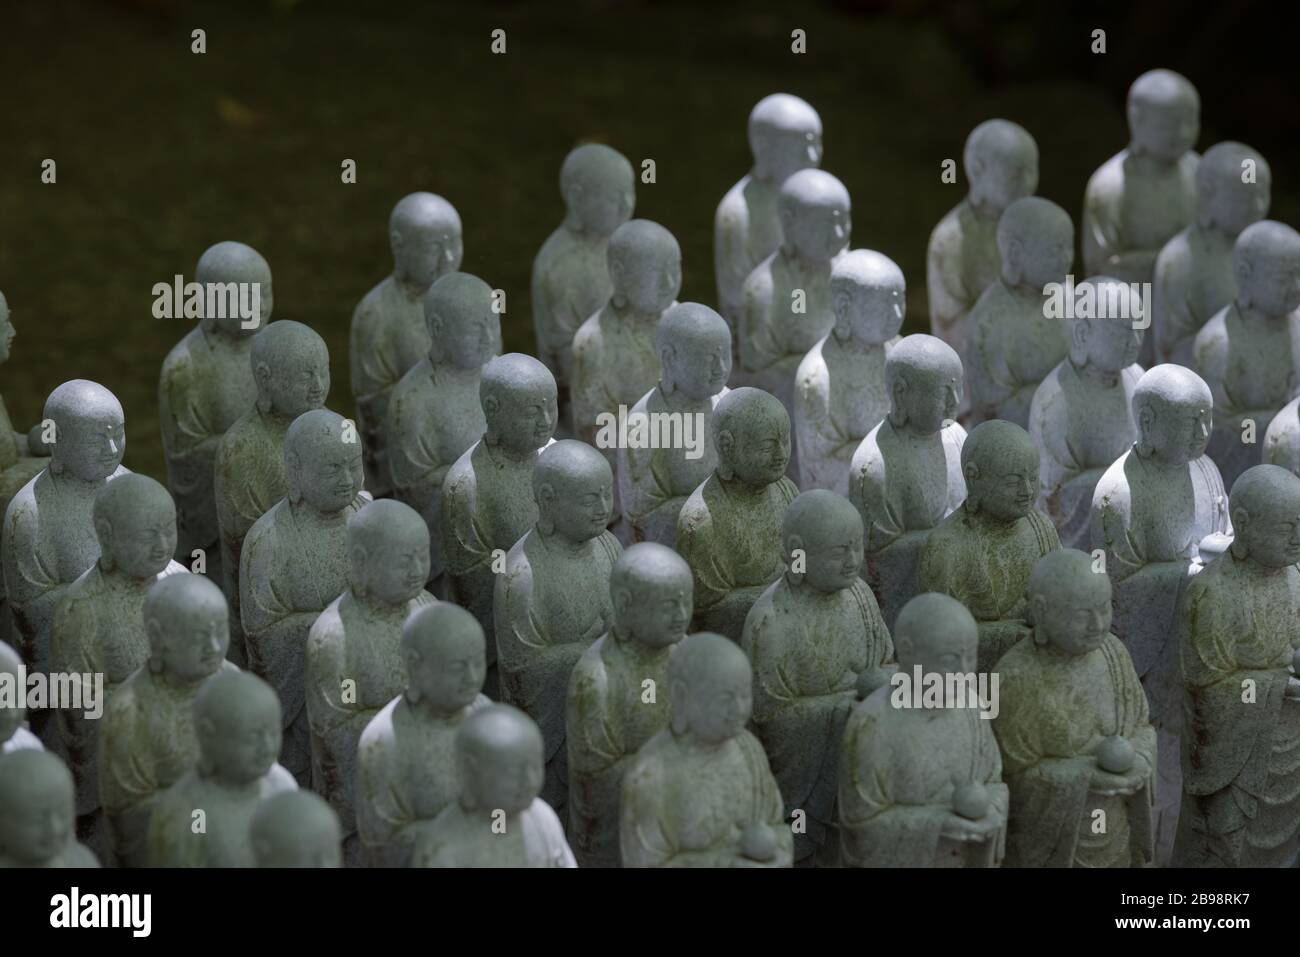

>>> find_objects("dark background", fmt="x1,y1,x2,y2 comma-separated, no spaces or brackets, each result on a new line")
1,0,1296,481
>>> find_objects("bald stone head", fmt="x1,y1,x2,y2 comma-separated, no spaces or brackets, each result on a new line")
831,249,906,347
1229,465,1300,570
285,408,365,514
0,641,27,744
195,241,272,336
1197,142,1271,237
1065,276,1144,375
962,420,1039,522
886,334,963,434
1234,221,1300,318
402,602,485,715
0,749,77,865
348,499,430,606
668,632,752,744
251,320,329,418
963,119,1039,219
456,704,544,816
748,93,823,184
656,302,731,400
94,474,178,579
389,192,463,289
145,573,229,684
997,197,1073,290
194,671,281,786
560,143,636,237
45,379,125,483
423,271,500,370
611,542,692,649
534,439,613,543
783,490,864,594
1029,549,1112,656
608,219,682,316
251,790,342,868
1133,364,1212,465
481,353,557,455
895,592,977,677
0,289,12,364
779,169,851,262
1127,69,1200,163
713,387,790,486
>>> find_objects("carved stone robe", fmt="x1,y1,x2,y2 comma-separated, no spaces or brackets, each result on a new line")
412,798,576,868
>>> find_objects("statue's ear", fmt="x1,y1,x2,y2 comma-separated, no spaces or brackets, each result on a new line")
669,680,690,734
1231,506,1250,536
1006,238,1024,266
1236,258,1253,289
608,256,626,290
428,309,444,339
1137,404,1156,436
1070,318,1090,353
613,585,634,617
483,393,501,420
349,542,368,571
94,516,113,548
389,229,404,255
658,341,676,372
786,533,804,565
717,429,735,459
891,375,909,401
1029,593,1049,637
963,460,981,483
537,481,555,509
254,360,272,389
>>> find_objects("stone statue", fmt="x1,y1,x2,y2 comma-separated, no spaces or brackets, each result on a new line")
838,593,1007,867
442,354,557,696
620,632,792,867
966,196,1072,425
1194,220,1300,488
1090,363,1231,864
158,241,267,588
794,249,904,495
356,603,490,867
48,475,187,853
213,320,329,665
715,94,823,334
251,791,342,868
741,490,892,865
144,671,296,867
1153,142,1271,366
926,119,1039,359
1083,69,1199,365
738,168,851,419
677,387,798,640
1265,397,1300,478
241,409,370,786
1173,465,1300,867
411,704,576,868
571,219,682,515
305,498,435,866
1028,277,1145,548
0,640,40,754
494,439,621,817
918,420,1060,672
99,574,235,867
565,542,691,868
2,379,128,737
350,192,463,497
387,271,500,589
0,749,99,867
993,549,1156,867
617,303,730,547
531,144,635,421
849,334,966,629
0,291,52,522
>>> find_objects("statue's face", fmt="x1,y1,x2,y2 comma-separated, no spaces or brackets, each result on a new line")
1014,229,1072,291
213,280,272,338
910,626,976,677
724,419,790,486
755,125,823,181
109,509,178,580
627,576,691,649
684,655,752,744
799,521,864,593
548,471,613,542
295,435,365,513
971,451,1038,522
1039,580,1112,656
469,736,543,816
1084,317,1143,373
665,333,730,400
362,524,430,605
205,699,281,785
397,224,463,289
1243,499,1300,569
0,299,13,363
1145,398,1211,463
266,344,329,418
1130,100,1198,163
785,201,850,262
837,283,904,346
619,247,681,317
0,781,71,864
157,603,229,684
492,385,557,454
417,634,486,712
1208,173,1270,238
57,410,126,483
438,306,499,371
1242,247,1300,318
969,149,1037,215
895,368,960,434
571,175,635,237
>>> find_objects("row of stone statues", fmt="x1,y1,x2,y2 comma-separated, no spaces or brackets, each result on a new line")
2,65,1299,867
